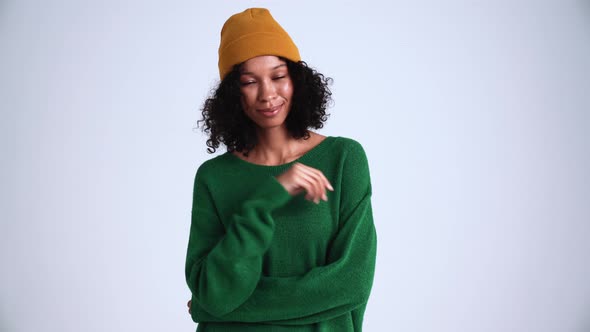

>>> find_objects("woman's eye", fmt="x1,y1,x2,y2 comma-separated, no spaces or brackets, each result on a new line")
240,81,255,86
273,76,286,80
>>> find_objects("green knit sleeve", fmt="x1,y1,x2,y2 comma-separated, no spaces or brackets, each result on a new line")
191,141,377,324
185,165,291,318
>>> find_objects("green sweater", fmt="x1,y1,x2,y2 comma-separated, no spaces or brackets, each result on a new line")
185,136,377,331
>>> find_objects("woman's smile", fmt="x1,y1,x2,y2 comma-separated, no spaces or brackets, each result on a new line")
258,104,283,117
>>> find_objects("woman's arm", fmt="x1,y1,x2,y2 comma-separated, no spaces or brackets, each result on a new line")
192,141,377,324
185,166,291,318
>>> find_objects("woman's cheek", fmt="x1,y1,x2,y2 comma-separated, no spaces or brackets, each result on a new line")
279,81,293,96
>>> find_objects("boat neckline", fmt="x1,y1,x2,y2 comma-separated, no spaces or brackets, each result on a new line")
225,136,337,169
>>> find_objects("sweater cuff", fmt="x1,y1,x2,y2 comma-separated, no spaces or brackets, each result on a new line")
260,176,292,209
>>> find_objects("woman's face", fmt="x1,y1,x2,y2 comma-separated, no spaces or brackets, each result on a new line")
239,55,293,130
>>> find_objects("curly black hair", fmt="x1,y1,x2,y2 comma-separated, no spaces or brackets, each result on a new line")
198,58,332,156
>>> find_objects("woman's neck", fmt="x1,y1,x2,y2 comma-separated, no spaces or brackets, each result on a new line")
250,127,299,165
236,127,321,166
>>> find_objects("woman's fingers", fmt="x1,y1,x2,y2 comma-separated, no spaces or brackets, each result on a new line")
298,167,325,203
295,163,333,202
292,164,323,203
297,170,323,203
299,163,333,191
305,165,332,199
276,163,333,204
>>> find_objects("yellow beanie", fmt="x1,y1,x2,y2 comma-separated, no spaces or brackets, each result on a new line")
218,8,301,80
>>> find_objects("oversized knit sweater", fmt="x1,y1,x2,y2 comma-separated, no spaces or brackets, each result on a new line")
185,136,377,331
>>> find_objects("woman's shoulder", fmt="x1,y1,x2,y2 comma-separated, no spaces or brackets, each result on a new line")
332,135,365,147
328,136,368,157
194,152,235,179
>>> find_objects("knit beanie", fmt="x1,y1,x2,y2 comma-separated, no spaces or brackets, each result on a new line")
218,8,301,80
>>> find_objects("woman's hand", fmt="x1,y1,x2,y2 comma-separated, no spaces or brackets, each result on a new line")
276,163,333,204
187,299,192,314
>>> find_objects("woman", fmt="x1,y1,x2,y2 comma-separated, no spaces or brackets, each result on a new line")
185,8,377,331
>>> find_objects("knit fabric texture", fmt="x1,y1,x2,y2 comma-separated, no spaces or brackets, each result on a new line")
217,8,301,79
185,136,377,331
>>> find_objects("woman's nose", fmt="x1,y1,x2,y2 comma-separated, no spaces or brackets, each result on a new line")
258,80,277,101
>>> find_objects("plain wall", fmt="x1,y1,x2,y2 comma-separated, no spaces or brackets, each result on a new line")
1,1,589,331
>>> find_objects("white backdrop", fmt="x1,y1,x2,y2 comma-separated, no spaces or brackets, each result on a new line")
1,1,589,331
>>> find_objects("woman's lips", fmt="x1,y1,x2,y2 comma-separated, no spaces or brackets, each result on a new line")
258,104,282,117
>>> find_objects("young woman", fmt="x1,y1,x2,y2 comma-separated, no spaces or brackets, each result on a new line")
185,8,377,331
